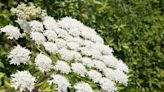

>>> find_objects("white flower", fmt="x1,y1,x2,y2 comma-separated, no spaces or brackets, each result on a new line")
57,17,83,29
16,18,31,33
90,49,102,60
101,55,117,68
87,70,102,83
99,78,116,92
74,82,93,92
81,57,93,68
93,60,107,71
113,69,128,86
43,16,57,30
11,3,47,20
80,26,97,35
67,28,80,37
57,49,74,61
35,53,52,72
49,74,71,92
30,32,46,45
80,47,92,56
67,42,79,51
90,35,104,44
68,37,83,46
71,63,87,77
1,25,22,40
29,20,43,32
11,71,35,92
103,68,116,81
81,39,94,47
55,39,67,49
8,45,31,65
54,60,71,74
103,68,128,86
44,30,57,42
43,42,58,54
72,51,82,61
92,44,113,55
116,60,129,73
80,30,92,40
56,28,69,39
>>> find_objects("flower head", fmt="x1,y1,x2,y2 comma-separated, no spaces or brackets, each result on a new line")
8,45,31,65
71,63,87,77
35,53,52,72
11,71,35,92
74,82,93,92
49,74,71,92
30,32,46,45
54,60,71,74
1,25,22,40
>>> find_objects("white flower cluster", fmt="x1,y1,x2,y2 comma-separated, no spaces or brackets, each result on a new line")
11,71,35,92
35,53,52,72
74,82,93,92
49,74,71,92
11,3,47,20
1,3,129,92
8,45,31,65
0,25,22,40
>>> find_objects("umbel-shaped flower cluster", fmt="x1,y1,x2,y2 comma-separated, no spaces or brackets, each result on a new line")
0,3,129,92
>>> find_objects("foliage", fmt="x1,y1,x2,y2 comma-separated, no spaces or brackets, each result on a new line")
0,0,164,92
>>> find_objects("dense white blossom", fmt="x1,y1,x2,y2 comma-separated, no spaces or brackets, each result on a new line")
43,42,58,54
1,25,22,40
80,47,92,56
103,68,128,86
93,60,107,71
54,60,71,74
67,42,79,51
71,63,87,76
35,53,52,72
80,26,97,35
56,28,69,39
81,57,93,68
16,18,31,33
92,44,113,55
55,39,67,49
11,71,35,92
103,68,117,81
113,69,128,86
116,60,129,73
43,16,57,30
8,45,31,65
90,49,102,59
49,74,71,92
99,78,116,92
57,17,83,29
87,70,102,83
67,28,80,37
44,30,57,42
74,82,93,92
57,49,74,61
11,3,47,20
29,20,43,32
72,51,82,61
30,32,46,45
81,40,94,47
101,55,117,68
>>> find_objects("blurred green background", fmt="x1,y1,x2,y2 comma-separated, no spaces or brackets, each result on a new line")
0,0,164,92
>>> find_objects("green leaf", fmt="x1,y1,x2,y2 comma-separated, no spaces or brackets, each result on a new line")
0,62,4,68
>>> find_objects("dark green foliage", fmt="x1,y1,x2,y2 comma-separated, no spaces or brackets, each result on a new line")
0,0,163,92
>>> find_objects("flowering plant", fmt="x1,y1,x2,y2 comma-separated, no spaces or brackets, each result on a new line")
0,3,129,92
